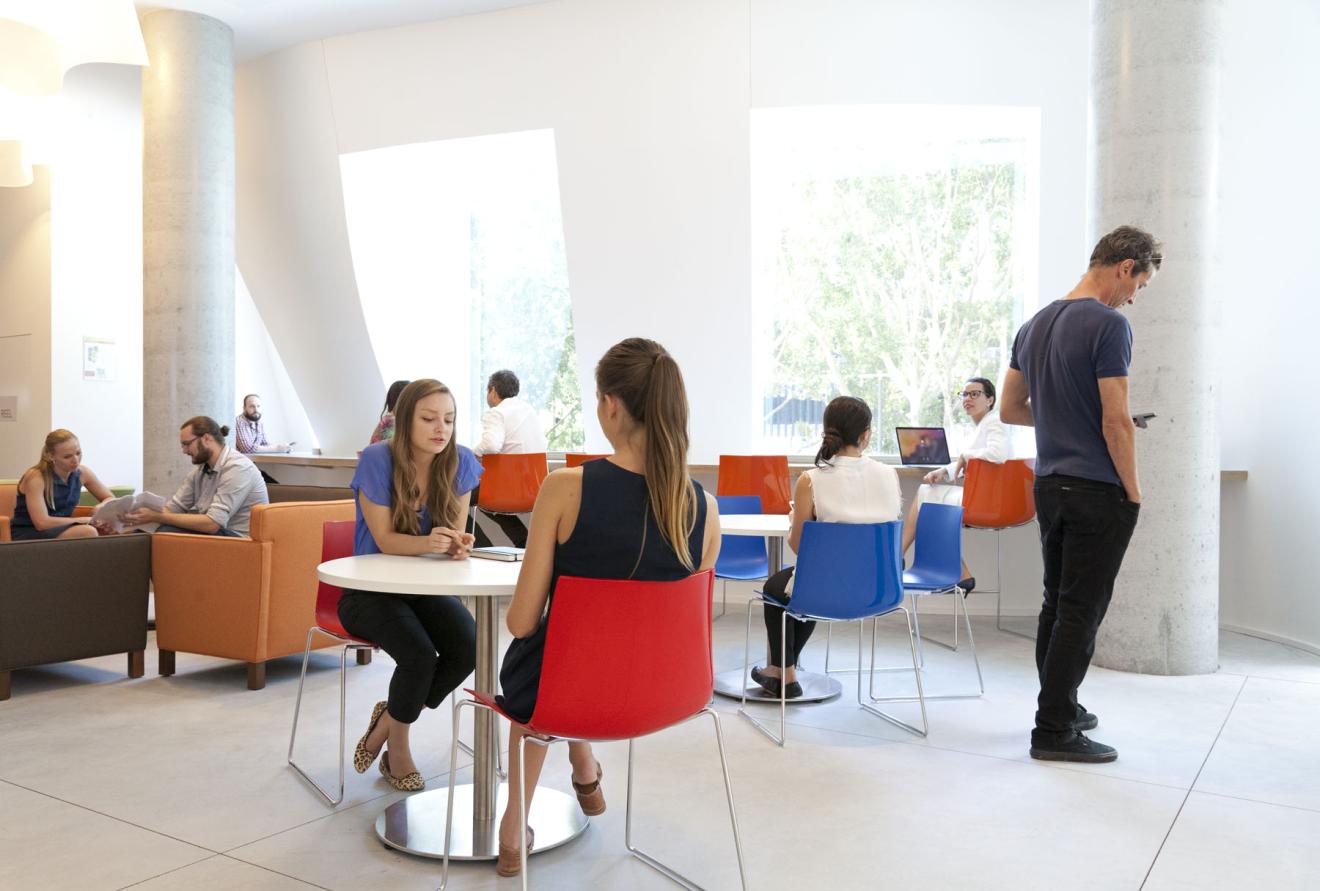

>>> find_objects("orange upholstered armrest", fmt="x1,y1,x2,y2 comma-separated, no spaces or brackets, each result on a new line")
151,533,273,662
0,516,9,542
73,505,95,518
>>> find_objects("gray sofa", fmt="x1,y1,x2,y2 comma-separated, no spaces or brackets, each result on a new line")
0,533,151,700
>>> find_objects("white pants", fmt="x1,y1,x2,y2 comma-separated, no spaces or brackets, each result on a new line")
914,482,964,509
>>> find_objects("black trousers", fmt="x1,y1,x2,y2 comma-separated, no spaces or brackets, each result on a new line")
1033,474,1140,743
762,567,815,669
338,590,477,724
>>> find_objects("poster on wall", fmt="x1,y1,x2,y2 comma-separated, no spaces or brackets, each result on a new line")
82,337,116,382
0,395,15,422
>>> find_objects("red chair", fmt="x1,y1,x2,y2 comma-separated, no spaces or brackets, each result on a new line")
717,455,791,515
962,458,1036,637
563,453,610,468
286,520,377,806
478,453,549,513
439,569,747,890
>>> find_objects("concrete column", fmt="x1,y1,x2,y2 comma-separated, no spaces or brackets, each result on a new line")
141,11,234,496
1090,0,1221,674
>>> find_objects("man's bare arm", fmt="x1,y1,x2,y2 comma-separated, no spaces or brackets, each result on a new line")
1099,376,1140,503
999,368,1034,427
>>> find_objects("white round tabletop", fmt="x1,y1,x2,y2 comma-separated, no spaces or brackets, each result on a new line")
317,554,521,597
719,513,791,537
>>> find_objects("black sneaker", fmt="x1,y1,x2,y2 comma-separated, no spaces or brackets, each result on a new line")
1074,708,1098,731
1030,732,1117,763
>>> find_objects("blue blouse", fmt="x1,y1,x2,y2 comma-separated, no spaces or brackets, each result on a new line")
12,468,82,529
350,442,483,556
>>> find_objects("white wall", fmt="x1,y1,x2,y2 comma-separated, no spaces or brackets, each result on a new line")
235,0,1090,461
1217,0,1320,653
234,269,319,451
0,168,52,479
48,65,144,492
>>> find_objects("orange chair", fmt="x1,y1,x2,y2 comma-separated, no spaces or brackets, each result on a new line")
962,458,1036,637
0,482,15,541
717,455,792,515
477,453,548,513
152,499,355,689
563,453,610,468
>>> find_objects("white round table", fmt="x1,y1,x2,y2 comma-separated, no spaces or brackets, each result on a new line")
317,554,588,861
712,514,843,703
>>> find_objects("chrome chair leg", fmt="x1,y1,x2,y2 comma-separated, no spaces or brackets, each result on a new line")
288,627,355,807
872,593,984,702
738,599,789,746
858,609,929,737
452,691,507,780
625,710,749,890
993,527,1035,640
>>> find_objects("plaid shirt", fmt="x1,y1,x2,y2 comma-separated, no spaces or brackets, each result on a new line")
234,414,268,453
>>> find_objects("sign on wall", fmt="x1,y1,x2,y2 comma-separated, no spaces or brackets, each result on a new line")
82,337,116,382
0,395,15,422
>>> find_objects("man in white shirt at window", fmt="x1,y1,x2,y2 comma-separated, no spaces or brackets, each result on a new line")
472,370,546,548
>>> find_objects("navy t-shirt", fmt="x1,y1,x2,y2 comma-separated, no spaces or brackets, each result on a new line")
350,441,483,555
1009,299,1132,486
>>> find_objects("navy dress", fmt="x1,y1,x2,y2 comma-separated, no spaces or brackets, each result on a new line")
11,468,82,541
497,459,708,723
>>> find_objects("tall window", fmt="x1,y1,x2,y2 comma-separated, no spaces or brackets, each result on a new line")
340,129,583,450
752,105,1039,455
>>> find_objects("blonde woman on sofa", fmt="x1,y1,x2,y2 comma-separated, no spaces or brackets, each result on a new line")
10,429,114,541
340,379,481,792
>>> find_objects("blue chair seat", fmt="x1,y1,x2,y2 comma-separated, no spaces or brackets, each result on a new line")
902,568,960,593
715,495,770,582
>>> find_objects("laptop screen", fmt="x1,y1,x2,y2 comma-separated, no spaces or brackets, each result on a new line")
895,427,951,466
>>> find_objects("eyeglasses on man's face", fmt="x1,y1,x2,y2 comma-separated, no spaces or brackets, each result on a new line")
180,435,201,451
959,390,986,400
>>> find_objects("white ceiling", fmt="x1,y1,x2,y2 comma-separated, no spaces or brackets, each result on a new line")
140,0,549,62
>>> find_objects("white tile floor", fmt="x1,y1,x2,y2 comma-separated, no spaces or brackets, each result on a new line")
2,613,1317,891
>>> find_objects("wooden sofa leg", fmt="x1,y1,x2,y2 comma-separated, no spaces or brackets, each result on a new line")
159,649,176,676
0,670,10,701
247,661,266,690
356,649,373,666
127,650,145,679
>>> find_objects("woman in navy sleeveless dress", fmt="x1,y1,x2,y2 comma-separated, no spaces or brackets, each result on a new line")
11,429,114,541
492,338,722,877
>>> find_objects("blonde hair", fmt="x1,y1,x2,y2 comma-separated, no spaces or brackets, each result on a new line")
595,338,698,571
23,429,79,510
387,379,463,535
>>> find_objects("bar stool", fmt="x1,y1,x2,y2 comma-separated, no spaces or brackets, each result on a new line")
962,458,1036,639
475,453,548,548
563,453,609,467
287,520,378,806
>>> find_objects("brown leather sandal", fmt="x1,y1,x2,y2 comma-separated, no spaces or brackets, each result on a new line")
495,827,535,877
572,761,606,816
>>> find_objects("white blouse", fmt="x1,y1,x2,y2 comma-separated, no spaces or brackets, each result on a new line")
935,411,1010,482
806,455,903,524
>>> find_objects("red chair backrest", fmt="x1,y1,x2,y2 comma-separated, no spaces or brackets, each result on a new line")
314,520,360,637
962,459,1036,528
478,453,549,513
717,455,791,515
527,570,715,740
563,453,610,468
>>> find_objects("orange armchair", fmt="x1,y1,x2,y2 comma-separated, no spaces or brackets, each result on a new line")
151,499,355,689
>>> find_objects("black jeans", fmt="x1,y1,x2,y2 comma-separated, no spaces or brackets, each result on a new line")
762,567,815,669
1032,474,1140,743
338,590,477,724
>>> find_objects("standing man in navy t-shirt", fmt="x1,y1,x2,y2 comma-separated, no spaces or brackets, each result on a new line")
1000,225,1163,764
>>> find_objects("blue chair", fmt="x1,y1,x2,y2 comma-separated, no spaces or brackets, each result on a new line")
738,521,926,746
714,495,771,618
884,502,984,700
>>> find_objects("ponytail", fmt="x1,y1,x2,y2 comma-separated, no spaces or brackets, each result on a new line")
596,338,699,571
813,396,872,468
181,415,229,444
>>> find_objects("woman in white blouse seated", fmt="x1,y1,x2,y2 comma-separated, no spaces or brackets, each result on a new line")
751,396,902,699
900,377,1009,593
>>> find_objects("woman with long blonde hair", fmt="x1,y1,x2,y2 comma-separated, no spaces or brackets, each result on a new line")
340,379,481,791
492,337,722,876
10,430,114,540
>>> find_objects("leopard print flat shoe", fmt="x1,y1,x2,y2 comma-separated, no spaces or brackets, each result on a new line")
379,750,425,792
353,701,388,774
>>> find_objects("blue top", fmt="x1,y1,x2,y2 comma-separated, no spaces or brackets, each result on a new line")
12,468,82,529
497,458,708,722
1009,298,1132,486
350,441,483,556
